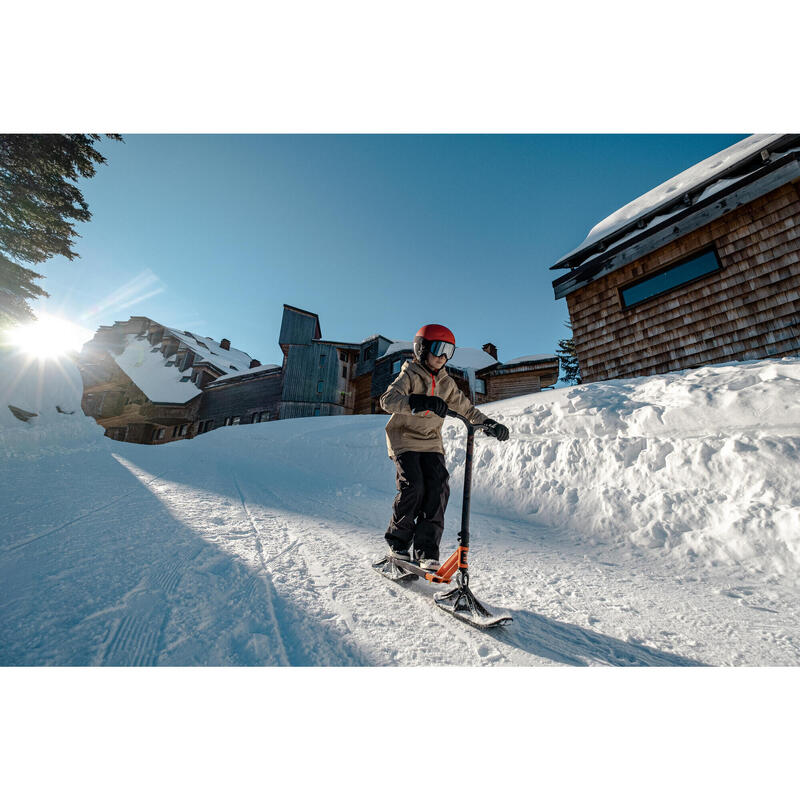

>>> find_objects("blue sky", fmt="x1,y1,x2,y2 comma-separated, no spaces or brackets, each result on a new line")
34,134,745,367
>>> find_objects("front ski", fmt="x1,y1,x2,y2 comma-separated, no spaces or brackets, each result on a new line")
434,584,512,630
373,555,512,630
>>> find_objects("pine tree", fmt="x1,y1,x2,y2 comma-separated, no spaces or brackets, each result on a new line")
556,320,581,384
0,134,122,328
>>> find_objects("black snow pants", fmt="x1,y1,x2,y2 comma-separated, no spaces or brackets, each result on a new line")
384,451,450,561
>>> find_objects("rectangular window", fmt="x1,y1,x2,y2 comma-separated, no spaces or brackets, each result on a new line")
172,425,179,437
342,366,347,378
199,419,214,433
317,381,324,393
392,359,403,374
179,424,188,436
152,428,165,441
313,407,321,416
620,248,722,309
475,378,486,395
320,354,326,366
231,416,241,426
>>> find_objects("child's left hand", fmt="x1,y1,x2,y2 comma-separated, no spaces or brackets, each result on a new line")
484,419,509,441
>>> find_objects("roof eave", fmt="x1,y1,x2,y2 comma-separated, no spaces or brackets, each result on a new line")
549,137,800,273
552,153,800,300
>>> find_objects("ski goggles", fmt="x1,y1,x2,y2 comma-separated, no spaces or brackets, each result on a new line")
428,340,455,359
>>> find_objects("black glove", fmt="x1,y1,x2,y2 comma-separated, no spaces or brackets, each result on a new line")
408,394,448,418
484,418,509,441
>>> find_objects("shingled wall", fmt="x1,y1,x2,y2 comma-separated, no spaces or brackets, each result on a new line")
566,182,800,383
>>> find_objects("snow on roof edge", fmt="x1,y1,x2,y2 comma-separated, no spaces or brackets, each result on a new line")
554,134,787,268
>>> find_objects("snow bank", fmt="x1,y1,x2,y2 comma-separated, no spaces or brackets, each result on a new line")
0,346,108,459
449,357,800,575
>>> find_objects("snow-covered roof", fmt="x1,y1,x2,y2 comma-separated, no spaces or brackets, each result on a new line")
554,134,789,269
165,328,254,374
113,335,202,404
208,363,282,385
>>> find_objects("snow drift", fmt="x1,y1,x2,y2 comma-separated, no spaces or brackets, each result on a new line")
458,358,800,575
0,347,109,459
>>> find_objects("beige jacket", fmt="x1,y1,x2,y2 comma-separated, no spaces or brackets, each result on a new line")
379,359,488,458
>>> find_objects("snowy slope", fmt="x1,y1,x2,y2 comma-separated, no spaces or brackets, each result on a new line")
2,350,800,666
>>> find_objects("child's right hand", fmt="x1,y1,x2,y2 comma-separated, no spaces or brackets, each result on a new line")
409,394,448,418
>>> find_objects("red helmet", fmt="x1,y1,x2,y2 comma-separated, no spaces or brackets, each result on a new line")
414,324,456,363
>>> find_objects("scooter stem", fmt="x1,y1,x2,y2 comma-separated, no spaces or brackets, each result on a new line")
446,411,488,554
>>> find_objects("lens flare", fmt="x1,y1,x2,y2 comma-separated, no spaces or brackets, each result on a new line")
4,313,94,359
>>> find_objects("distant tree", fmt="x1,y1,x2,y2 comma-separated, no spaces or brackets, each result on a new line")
0,134,122,329
556,320,581,384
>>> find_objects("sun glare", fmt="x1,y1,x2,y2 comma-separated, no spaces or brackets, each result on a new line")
5,313,94,359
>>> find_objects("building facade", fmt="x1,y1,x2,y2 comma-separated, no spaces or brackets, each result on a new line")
551,134,800,383
79,305,557,443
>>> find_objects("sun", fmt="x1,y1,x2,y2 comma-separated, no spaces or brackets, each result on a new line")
5,312,94,359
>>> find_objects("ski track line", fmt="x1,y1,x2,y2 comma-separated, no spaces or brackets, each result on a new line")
231,471,291,667
253,478,514,667
234,477,373,664
1,462,170,555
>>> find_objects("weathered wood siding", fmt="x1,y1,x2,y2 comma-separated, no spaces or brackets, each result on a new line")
484,372,542,402
566,182,800,383
282,343,344,405
353,373,373,414
198,373,283,429
279,306,320,346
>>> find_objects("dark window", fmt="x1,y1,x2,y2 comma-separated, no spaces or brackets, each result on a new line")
620,248,722,309
320,354,326,366
342,366,347,378
317,381,324,393
313,407,321,416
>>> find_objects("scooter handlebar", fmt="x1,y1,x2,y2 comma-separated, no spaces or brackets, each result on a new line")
446,409,491,431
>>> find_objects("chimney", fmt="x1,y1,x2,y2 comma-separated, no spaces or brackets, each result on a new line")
482,342,498,360
249,359,261,369
220,338,231,351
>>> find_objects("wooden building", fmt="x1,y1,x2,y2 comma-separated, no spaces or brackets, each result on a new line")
78,316,273,443
551,134,800,383
79,306,558,443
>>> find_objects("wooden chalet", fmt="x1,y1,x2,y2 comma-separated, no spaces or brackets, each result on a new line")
78,316,268,444
551,134,800,383
79,305,558,444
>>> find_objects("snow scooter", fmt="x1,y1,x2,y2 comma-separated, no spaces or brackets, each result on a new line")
372,410,512,630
